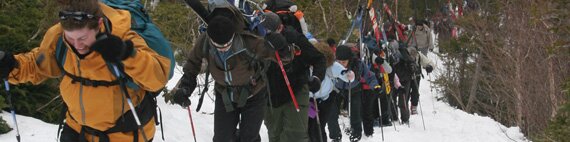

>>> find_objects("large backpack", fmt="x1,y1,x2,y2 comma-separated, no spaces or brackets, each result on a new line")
263,0,304,33
55,0,173,141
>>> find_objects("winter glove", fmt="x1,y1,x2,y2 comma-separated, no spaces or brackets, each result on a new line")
265,32,289,51
425,65,434,74
373,85,384,94
374,57,384,65
171,74,198,107
281,26,300,44
308,76,321,93
0,51,17,79
91,33,134,63
308,99,317,119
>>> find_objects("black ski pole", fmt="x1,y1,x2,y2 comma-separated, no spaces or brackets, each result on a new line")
111,65,149,142
377,93,385,141
413,77,426,130
3,79,20,142
429,73,437,114
389,90,399,131
312,98,324,142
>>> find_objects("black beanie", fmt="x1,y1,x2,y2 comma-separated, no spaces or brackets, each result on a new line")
336,45,353,60
207,16,236,45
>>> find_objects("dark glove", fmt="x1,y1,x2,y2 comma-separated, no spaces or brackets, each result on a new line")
0,51,17,79
308,76,321,93
281,26,300,44
171,74,197,107
373,85,385,94
265,32,289,51
91,33,134,63
374,57,384,65
425,65,433,73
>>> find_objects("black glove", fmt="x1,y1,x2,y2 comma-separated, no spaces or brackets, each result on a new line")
374,57,384,65
172,74,197,107
91,33,134,63
281,26,300,44
265,32,289,51
372,85,383,94
0,51,17,79
425,65,433,73
308,76,321,93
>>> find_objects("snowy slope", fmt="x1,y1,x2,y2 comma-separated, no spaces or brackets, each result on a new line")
0,58,529,142
0,44,528,142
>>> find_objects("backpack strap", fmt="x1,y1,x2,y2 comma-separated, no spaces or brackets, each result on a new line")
195,36,211,112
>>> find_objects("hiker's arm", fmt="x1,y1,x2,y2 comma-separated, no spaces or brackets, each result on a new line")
331,62,353,82
8,26,63,84
121,31,170,92
182,35,206,79
427,27,434,51
418,52,435,68
361,62,379,87
297,35,326,80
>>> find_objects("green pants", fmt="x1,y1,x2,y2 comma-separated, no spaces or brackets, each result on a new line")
264,85,310,142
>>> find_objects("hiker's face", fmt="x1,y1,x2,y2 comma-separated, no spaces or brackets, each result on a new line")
338,60,349,68
64,27,98,55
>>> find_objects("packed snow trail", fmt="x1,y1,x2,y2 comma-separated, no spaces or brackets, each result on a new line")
0,53,528,142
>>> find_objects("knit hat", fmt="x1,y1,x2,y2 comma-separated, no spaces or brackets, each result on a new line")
336,45,353,60
261,12,282,33
207,16,236,46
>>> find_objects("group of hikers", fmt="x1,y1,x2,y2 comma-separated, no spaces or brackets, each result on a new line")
0,0,442,142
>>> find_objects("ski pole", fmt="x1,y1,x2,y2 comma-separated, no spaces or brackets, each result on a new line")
187,106,197,142
389,91,399,131
413,77,426,130
275,51,300,112
429,73,437,114
3,79,21,142
419,98,426,130
111,65,149,142
377,93,385,141
312,98,324,142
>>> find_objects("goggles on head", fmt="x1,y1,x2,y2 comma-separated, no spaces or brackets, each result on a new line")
59,11,96,21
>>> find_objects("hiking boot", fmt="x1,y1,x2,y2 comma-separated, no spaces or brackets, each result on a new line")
411,105,418,115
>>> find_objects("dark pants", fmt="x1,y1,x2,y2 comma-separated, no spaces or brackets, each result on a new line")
344,89,363,138
308,97,334,142
393,80,411,122
327,91,342,140
59,124,153,142
265,85,310,142
409,76,421,107
213,90,267,142
379,90,393,124
361,89,377,136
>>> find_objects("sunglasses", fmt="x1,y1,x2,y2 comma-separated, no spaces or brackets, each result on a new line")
209,34,235,48
59,11,96,21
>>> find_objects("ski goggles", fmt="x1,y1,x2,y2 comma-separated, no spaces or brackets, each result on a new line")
59,11,96,21
209,34,235,49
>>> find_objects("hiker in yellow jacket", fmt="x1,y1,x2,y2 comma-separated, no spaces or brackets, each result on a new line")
0,0,170,141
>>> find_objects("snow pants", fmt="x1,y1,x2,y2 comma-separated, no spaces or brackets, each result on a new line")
308,97,334,142
213,89,267,142
361,89,377,136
